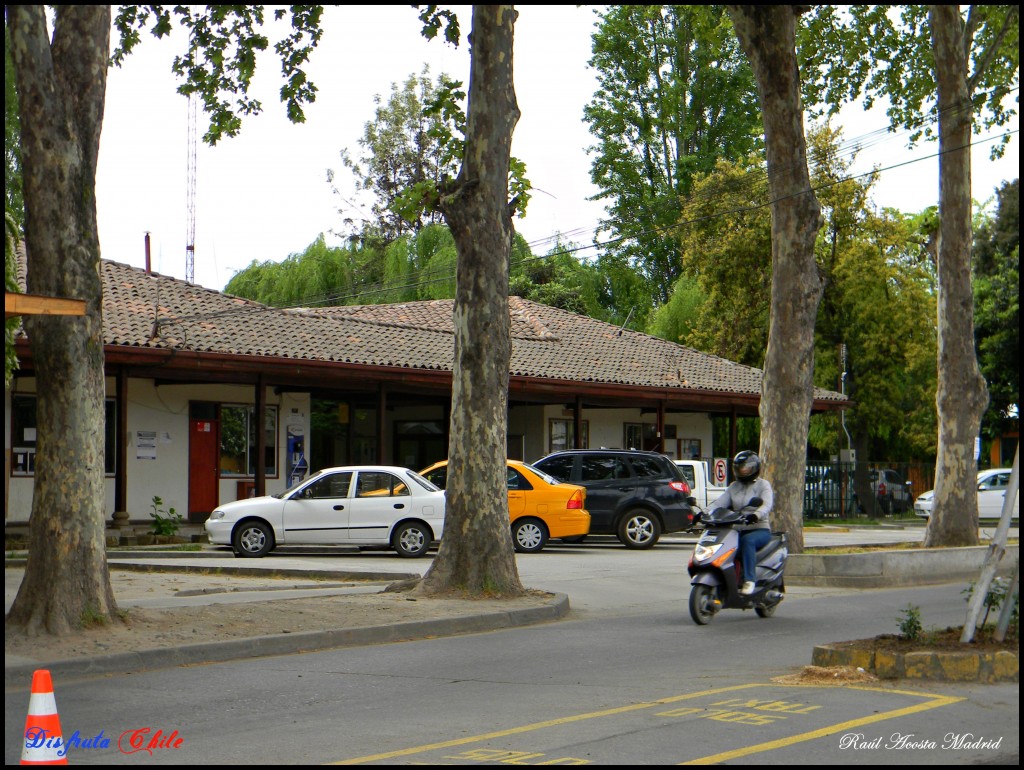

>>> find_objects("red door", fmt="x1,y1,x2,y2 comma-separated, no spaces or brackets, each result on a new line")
189,418,219,521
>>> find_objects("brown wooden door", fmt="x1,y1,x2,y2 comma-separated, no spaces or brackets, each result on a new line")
188,417,219,520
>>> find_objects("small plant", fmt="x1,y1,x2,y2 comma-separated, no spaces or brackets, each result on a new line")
149,495,184,537
896,603,923,640
80,603,108,629
962,578,1019,634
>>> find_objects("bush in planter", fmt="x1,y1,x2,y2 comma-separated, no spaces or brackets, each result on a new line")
149,496,184,537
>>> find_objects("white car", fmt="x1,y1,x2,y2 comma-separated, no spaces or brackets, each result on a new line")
914,468,1019,522
206,465,446,558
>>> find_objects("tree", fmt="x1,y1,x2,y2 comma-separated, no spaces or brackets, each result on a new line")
584,5,762,323
6,5,118,634
328,68,458,243
7,5,325,638
415,5,525,596
800,5,1018,546
5,21,23,387
973,179,1019,444
726,5,825,554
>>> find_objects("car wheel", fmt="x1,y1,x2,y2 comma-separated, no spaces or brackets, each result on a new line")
689,584,716,625
232,520,273,558
392,521,432,558
560,535,587,544
512,518,548,554
617,509,661,549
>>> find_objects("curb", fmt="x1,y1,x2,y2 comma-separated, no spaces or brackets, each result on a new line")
788,544,1019,588
4,593,570,687
811,641,1019,683
5,558,418,584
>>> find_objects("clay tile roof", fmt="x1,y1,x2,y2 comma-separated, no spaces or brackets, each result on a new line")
19,256,846,404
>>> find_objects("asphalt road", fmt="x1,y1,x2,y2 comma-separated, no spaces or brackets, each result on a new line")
5,525,1018,765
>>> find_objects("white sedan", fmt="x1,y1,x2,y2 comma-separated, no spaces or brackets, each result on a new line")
914,468,1018,522
206,466,446,558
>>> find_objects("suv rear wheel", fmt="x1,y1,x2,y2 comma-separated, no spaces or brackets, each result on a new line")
618,509,661,549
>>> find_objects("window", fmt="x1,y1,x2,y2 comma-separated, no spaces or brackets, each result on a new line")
624,423,657,450
681,439,702,459
630,455,667,478
580,454,629,481
304,471,352,499
549,418,588,453
356,471,409,498
507,467,533,491
11,394,116,476
534,454,575,482
219,405,278,477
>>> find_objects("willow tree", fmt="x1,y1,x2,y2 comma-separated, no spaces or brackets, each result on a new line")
726,5,825,554
801,5,1019,546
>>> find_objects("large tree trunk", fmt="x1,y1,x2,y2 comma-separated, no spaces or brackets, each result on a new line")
418,6,525,596
728,6,825,554
7,6,119,634
923,6,989,548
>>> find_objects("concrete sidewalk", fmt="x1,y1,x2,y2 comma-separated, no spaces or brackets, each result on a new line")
4,552,570,686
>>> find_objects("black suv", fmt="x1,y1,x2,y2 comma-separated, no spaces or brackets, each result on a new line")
532,449,695,549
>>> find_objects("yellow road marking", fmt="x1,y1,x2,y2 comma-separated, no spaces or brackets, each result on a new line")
681,690,964,764
332,683,963,766
332,684,759,764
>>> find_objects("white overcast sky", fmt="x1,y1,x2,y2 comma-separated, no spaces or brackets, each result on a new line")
96,5,1020,292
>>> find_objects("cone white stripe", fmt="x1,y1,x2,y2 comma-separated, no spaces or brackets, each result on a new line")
26,693,57,716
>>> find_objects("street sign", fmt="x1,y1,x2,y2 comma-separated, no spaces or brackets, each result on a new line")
713,458,728,485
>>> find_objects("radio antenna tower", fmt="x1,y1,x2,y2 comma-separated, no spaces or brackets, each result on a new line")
185,93,197,284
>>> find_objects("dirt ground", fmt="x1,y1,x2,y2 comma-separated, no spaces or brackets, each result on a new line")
4,568,556,665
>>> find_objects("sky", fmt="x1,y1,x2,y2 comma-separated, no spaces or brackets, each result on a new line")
96,5,1019,292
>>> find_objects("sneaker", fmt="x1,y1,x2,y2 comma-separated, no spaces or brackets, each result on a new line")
739,581,756,595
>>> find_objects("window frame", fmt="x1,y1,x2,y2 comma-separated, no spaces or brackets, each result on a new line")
10,393,117,477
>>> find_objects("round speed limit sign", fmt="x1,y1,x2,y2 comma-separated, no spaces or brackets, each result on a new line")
713,458,728,485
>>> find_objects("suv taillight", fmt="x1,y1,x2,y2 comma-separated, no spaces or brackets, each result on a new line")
669,480,690,495
567,490,584,509
878,481,887,495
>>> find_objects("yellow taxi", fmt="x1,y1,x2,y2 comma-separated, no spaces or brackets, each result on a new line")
418,459,591,553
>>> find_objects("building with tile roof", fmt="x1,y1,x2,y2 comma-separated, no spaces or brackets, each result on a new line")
6,257,846,524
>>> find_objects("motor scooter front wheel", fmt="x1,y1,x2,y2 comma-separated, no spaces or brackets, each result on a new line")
688,584,717,625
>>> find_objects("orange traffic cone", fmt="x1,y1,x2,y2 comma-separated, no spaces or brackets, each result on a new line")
21,669,68,765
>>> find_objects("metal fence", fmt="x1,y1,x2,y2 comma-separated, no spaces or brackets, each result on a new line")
802,461,936,519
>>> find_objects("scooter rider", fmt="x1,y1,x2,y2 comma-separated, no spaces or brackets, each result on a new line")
707,451,773,595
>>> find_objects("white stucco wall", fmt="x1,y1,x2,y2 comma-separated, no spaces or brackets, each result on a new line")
4,378,309,524
537,405,714,461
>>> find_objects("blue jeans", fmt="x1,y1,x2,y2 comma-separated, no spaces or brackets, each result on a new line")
739,528,771,584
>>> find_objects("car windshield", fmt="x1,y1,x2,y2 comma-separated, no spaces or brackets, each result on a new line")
274,472,323,499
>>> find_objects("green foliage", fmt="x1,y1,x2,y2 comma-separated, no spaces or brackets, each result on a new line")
80,603,109,629
4,209,20,388
585,5,762,311
973,179,1019,440
800,6,1019,161
4,24,23,226
962,577,1020,633
149,495,184,537
112,5,324,145
896,603,923,641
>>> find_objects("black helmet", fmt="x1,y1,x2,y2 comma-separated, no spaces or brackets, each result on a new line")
733,450,761,483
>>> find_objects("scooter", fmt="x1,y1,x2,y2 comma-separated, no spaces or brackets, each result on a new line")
686,497,787,625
